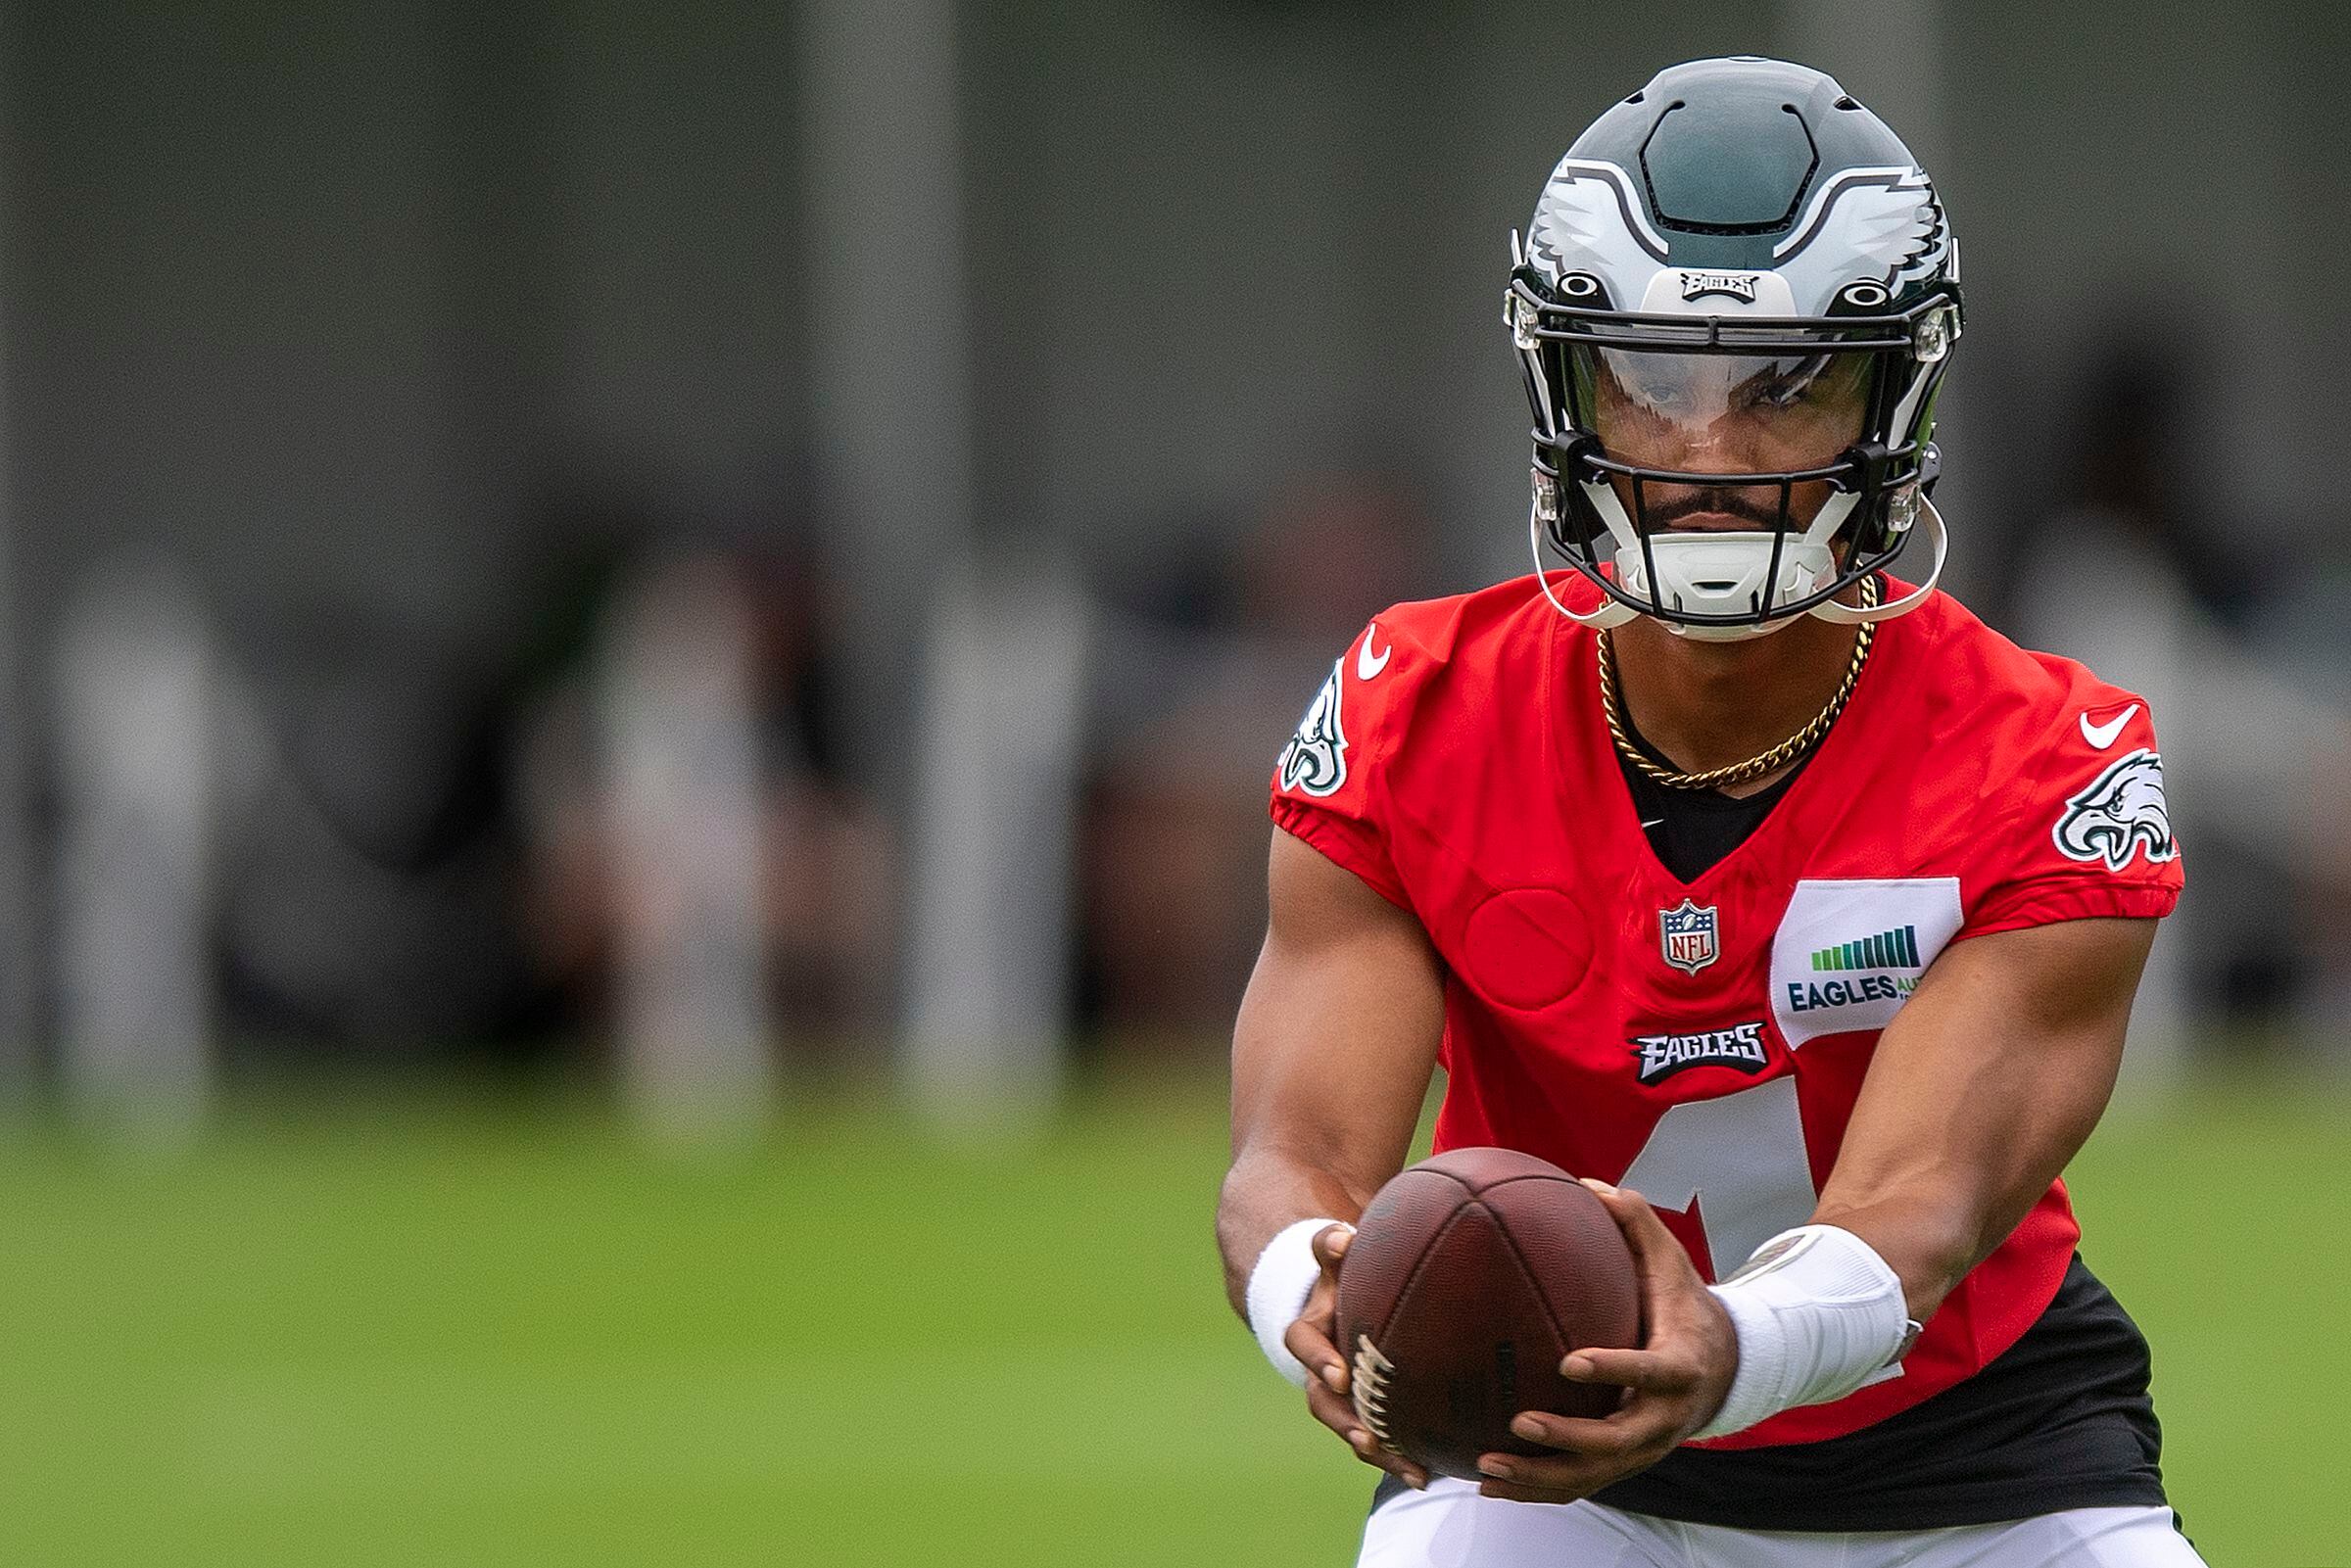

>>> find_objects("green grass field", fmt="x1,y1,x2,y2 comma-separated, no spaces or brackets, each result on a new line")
0,1076,2337,1565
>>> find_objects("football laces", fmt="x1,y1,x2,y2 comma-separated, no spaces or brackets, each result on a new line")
1351,1334,1401,1453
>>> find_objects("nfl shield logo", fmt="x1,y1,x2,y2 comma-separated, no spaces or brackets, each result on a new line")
1659,899,1720,975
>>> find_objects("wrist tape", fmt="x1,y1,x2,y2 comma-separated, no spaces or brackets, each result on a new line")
1689,1224,1913,1441
1245,1217,1350,1388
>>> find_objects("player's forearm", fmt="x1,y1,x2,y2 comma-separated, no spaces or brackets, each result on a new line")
1809,921,2146,1320
1820,1064,2121,1317
1215,1146,1374,1318
1221,831,1445,1317
1811,1071,2111,1318
1811,1049,2119,1319
1803,1190,1988,1321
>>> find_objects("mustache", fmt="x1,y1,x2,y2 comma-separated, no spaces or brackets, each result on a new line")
1637,488,1786,531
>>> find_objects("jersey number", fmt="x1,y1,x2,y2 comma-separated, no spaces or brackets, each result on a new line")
1619,1074,1814,1280
1620,1074,1908,1387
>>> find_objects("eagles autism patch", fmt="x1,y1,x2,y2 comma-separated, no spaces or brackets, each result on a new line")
1769,879,1963,1048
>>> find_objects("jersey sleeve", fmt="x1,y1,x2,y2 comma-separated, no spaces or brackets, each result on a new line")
1959,688,2183,938
1267,611,1435,911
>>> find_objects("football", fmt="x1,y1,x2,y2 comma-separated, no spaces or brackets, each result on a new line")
1335,1147,1641,1481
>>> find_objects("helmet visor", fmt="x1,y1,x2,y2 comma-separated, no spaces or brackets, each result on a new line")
1566,344,1877,478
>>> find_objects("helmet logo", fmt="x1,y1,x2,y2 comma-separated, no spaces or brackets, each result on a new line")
1679,270,1759,304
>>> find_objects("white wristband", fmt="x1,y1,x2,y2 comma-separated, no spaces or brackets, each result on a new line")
1245,1217,1350,1388
1689,1224,1914,1441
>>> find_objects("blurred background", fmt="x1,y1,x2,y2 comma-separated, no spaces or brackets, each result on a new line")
0,1,2343,1563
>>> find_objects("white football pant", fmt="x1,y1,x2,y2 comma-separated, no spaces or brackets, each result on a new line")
1360,1479,2208,1568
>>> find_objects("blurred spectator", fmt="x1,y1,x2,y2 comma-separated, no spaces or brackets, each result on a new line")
2014,342,2351,1054
195,483,896,1083
515,524,896,1069
1074,466,1436,1052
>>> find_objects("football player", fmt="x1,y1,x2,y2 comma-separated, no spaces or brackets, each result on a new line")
1216,56,2205,1568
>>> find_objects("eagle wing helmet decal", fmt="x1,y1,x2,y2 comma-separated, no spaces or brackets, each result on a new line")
2052,748,2177,872
1525,159,1668,289
1771,166,1950,310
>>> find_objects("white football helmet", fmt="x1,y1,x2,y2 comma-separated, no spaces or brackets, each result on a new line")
1510,56,1962,641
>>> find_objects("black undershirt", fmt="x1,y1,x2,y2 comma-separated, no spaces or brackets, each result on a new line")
1370,724,2173,1532
1613,710,1811,883
1593,1256,2168,1530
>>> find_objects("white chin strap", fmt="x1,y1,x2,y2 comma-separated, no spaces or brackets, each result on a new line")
1530,496,1947,641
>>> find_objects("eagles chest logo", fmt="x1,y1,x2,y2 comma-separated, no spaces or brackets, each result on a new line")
2053,749,2176,872
1277,658,1349,797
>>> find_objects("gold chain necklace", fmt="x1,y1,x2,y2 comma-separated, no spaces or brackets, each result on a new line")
1599,575,1880,792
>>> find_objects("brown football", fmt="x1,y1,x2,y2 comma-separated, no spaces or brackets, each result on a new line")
1335,1147,1641,1481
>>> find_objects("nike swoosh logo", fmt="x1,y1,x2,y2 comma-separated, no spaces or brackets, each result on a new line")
2080,704,2139,750
1357,630,1391,681
1639,818,1664,830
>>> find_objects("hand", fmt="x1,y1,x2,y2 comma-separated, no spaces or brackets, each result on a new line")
1474,1181,1737,1505
1283,1222,1431,1491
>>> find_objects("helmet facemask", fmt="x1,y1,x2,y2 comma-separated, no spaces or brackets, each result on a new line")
1511,252,1957,641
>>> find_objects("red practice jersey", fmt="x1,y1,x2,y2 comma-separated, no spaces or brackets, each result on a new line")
1268,574,2182,1449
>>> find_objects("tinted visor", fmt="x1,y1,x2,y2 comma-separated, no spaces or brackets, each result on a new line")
1565,345,1878,476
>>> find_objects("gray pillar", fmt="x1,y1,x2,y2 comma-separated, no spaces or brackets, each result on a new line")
902,555,1088,1128
54,564,216,1135
0,91,34,1092
807,0,1048,1118
798,0,975,767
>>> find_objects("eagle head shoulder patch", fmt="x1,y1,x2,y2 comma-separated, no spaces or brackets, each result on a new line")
1277,658,1349,797
2053,748,2175,872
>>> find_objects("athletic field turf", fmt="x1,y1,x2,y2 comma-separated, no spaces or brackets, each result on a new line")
0,1075,2336,1565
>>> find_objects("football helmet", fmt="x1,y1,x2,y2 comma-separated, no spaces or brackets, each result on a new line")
1509,57,1962,640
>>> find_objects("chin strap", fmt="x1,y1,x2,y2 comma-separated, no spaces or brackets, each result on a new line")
1527,498,1639,630
1807,498,1948,625
1529,495,1947,634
